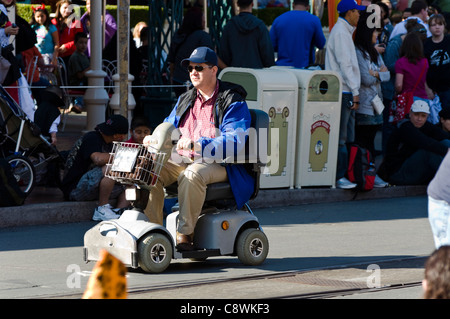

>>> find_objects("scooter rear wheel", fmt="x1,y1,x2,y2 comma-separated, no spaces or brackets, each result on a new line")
236,228,269,266
138,233,173,273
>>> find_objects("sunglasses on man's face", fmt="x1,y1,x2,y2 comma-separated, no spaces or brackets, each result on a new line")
187,65,213,73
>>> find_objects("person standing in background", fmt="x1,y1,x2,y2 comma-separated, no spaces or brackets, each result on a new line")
80,0,117,58
424,14,450,111
30,4,59,65
325,0,365,189
167,7,213,97
219,0,274,69
269,0,325,68
52,0,83,65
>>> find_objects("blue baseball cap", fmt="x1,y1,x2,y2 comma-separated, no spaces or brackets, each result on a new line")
337,0,365,13
181,47,218,68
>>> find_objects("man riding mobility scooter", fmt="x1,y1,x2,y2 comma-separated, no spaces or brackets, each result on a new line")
83,109,269,273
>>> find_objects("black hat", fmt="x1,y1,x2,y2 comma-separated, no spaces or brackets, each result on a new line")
439,108,450,120
97,115,129,136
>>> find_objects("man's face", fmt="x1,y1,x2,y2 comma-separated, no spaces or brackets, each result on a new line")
188,63,217,90
346,9,361,27
419,8,429,22
410,111,428,128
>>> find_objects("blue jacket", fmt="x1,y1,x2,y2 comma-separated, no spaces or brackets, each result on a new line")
164,80,255,209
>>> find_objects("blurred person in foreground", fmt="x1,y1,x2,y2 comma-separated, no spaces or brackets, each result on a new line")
423,246,450,299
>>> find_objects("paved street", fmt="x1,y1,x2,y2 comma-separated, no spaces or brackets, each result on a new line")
0,195,434,300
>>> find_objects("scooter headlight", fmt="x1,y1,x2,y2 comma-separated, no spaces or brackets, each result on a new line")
221,221,230,230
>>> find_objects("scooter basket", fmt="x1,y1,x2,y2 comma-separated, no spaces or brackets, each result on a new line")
105,142,165,189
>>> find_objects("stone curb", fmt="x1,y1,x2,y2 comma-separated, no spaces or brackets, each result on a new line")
0,185,427,229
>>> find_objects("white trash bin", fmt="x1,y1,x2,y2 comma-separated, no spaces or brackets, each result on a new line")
276,67,341,188
219,67,298,189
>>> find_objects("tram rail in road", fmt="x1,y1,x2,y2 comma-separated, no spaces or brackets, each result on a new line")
40,255,427,299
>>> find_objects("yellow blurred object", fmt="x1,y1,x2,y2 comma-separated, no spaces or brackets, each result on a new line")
82,250,128,299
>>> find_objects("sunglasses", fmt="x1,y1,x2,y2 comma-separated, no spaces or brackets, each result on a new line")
187,65,213,73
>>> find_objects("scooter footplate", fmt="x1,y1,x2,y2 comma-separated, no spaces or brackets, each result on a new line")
84,221,138,268
180,249,221,259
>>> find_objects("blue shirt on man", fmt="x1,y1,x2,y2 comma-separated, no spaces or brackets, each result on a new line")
270,10,326,68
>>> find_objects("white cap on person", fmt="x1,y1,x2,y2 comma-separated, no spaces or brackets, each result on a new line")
410,100,430,114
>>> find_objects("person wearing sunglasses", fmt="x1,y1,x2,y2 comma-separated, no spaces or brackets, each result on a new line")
144,47,254,252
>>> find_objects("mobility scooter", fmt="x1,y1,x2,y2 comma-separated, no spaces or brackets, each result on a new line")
83,109,269,273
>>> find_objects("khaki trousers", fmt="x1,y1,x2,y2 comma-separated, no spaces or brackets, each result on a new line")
144,159,228,235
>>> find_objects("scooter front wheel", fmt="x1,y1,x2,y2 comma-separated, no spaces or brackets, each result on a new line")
236,228,269,266
138,233,173,273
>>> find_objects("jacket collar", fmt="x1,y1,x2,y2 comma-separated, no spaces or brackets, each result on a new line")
338,17,356,34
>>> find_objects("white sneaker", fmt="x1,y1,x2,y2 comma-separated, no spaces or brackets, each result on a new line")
336,177,357,189
374,175,389,188
93,204,120,221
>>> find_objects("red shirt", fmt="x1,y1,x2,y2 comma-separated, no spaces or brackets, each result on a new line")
52,18,83,57
178,82,219,158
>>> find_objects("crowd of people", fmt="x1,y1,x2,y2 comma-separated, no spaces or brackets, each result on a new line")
3,0,448,190
325,0,450,190
0,0,145,215
171,0,450,193
1,0,448,206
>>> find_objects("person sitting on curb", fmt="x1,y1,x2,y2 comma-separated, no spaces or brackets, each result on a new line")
437,108,450,133
61,115,129,221
378,100,450,185
126,116,152,144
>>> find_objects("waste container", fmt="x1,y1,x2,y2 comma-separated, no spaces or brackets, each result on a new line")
277,67,341,188
219,67,298,189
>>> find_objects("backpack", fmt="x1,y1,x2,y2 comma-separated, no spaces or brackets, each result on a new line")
0,158,27,207
347,144,376,191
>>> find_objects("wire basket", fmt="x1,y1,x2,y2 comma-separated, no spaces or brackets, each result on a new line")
105,142,166,189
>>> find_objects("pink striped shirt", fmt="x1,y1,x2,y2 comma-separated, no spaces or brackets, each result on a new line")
178,82,219,158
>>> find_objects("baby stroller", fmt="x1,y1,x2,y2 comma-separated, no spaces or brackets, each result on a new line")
0,85,65,195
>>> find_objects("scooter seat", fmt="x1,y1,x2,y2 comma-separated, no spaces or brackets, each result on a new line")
163,109,268,206
204,182,234,201
164,181,234,202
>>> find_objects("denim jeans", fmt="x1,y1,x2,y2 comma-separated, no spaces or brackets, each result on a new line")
428,196,450,249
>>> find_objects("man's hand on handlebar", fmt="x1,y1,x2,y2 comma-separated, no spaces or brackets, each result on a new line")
176,137,200,152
